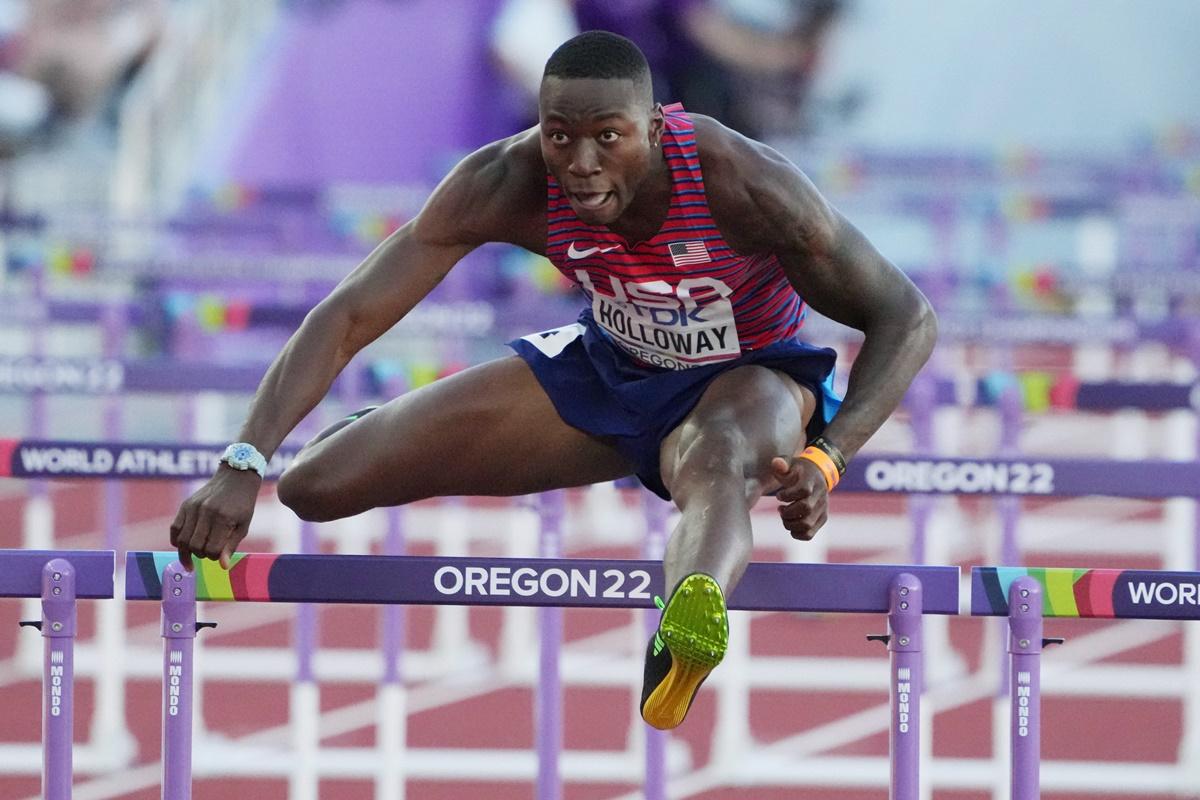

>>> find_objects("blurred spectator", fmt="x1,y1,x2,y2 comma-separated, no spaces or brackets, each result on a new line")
0,0,165,155
674,0,842,139
21,0,164,121
0,0,50,154
490,0,842,139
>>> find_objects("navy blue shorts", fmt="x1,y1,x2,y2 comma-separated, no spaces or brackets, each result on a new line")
508,311,842,500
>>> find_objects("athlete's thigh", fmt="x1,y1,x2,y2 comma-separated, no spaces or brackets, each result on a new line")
291,355,634,511
659,366,816,494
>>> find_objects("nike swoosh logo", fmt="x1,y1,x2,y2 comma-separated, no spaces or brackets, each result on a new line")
567,242,622,259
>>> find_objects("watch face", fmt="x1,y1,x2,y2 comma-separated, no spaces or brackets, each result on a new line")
232,444,252,462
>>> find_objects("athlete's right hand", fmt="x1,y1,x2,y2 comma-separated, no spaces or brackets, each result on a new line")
769,455,830,541
170,466,262,571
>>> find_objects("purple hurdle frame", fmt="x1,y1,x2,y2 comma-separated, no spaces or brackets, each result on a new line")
970,565,1200,798
36,560,76,800
161,560,202,800
885,573,923,800
2,549,115,800
1007,576,1043,800
126,549,958,800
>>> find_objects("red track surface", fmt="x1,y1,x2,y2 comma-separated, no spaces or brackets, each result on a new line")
0,479,1189,799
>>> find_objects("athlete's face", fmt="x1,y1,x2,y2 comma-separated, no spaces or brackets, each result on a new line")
538,76,664,226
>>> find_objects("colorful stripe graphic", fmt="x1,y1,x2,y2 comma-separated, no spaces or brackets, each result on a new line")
0,438,16,477
130,552,270,601
972,566,1200,620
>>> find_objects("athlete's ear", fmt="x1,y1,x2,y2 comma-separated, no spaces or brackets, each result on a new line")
649,103,665,148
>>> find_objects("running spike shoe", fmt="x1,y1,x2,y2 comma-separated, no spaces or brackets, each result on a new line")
640,573,729,730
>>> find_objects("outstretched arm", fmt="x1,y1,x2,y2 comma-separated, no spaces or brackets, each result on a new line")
170,134,545,568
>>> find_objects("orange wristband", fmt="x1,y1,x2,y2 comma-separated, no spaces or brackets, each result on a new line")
798,446,840,492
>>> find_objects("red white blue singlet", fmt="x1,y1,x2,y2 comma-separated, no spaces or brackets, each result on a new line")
545,104,806,371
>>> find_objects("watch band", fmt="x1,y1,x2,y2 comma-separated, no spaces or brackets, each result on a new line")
220,442,268,478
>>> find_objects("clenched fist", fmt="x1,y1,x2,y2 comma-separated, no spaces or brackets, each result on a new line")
769,456,829,540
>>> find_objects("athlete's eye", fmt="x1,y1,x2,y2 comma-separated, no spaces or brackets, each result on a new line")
548,131,569,145
599,130,621,143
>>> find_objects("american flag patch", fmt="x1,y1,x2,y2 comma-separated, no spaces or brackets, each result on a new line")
668,240,711,267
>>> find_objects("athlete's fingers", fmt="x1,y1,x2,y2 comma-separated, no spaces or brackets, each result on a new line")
776,473,818,503
792,509,829,541
203,522,229,560
184,506,216,569
778,482,830,538
169,507,185,548
219,523,250,571
780,504,823,540
204,513,238,561
173,502,199,571
778,498,813,523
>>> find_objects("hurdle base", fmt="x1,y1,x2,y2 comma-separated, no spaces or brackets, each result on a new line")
71,642,491,683
0,742,142,775
186,742,692,782
668,754,1195,795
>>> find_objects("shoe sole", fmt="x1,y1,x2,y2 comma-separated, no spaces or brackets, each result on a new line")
642,574,729,730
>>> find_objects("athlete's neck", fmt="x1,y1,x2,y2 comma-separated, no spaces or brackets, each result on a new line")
605,147,671,248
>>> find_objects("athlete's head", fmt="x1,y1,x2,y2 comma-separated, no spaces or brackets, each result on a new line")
539,31,665,226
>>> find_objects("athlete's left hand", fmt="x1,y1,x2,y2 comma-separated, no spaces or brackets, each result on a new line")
769,456,829,540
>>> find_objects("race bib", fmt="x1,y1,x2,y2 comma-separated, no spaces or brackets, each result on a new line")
577,272,741,370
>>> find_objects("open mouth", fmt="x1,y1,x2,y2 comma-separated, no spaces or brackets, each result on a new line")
571,191,615,212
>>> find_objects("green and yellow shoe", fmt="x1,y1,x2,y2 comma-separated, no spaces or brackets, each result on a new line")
640,573,729,730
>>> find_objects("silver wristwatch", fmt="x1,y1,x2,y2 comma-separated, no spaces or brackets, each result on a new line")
219,442,268,478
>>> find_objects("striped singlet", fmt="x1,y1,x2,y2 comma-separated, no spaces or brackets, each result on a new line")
545,104,806,372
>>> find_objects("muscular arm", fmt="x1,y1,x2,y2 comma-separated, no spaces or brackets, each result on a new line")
702,119,937,461
171,131,546,567
785,208,936,458
238,132,546,459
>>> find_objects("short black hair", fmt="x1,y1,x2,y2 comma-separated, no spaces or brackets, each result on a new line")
543,30,651,92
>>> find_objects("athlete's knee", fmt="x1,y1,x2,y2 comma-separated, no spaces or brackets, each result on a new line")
677,423,752,474
668,423,766,502
277,460,342,522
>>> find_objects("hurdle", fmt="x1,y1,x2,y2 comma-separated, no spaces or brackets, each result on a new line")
974,565,1200,797
0,550,115,799
123,550,959,800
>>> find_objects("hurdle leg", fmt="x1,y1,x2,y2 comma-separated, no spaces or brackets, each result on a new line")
431,498,474,666
376,506,407,800
291,520,321,800
500,501,539,676
1007,576,1043,800
91,478,137,767
536,491,566,800
17,491,55,673
26,559,77,800
886,573,923,800
640,492,669,800
161,561,200,800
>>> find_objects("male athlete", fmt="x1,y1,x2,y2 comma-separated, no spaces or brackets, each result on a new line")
170,31,936,730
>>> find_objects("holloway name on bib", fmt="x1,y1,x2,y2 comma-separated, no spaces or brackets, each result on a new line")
575,272,741,371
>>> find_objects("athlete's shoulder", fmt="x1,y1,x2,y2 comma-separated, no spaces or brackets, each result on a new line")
416,128,547,251
692,114,832,256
